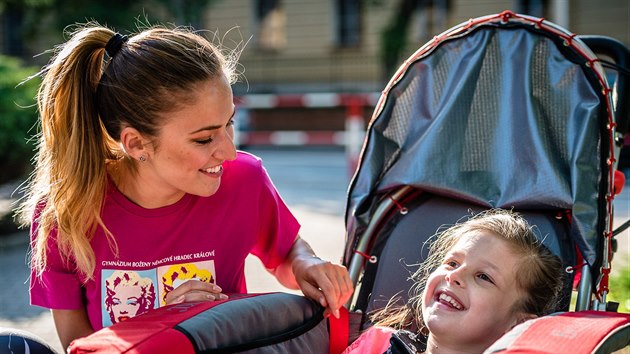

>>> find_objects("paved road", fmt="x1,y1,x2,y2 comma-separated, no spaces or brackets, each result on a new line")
0,147,628,354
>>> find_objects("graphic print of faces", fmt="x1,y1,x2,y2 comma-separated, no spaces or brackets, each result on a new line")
104,270,156,323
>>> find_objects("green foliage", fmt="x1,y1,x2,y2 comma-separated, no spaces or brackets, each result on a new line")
609,257,630,313
0,0,222,42
0,55,39,183
379,0,418,80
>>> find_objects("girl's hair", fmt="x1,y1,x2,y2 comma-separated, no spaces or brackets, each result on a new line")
372,209,563,333
18,22,239,281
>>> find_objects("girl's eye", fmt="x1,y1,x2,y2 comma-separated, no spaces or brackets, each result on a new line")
478,273,494,284
194,137,214,145
445,260,458,268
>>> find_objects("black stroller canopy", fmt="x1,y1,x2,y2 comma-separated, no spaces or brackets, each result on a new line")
346,17,612,268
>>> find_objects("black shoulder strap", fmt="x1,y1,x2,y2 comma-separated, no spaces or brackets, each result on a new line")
384,330,426,354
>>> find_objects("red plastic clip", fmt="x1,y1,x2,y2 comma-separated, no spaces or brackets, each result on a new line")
614,170,625,195
499,10,514,23
387,194,408,215
354,250,377,264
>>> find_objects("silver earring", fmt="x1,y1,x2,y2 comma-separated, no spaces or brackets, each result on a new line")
139,155,146,162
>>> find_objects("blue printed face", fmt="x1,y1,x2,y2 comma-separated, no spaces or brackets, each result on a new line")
110,285,143,323
422,231,531,352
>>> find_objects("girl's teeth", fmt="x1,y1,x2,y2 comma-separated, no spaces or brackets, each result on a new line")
439,293,463,310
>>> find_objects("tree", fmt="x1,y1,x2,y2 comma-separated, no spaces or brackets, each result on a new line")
379,0,450,80
0,0,221,63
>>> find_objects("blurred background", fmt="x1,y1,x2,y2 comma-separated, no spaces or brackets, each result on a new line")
1,0,629,161
0,0,628,352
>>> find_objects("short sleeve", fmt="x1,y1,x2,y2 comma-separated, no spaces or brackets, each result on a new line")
249,159,300,269
29,223,85,310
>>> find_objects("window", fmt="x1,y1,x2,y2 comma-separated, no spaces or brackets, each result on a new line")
513,0,548,17
254,0,286,50
335,0,361,47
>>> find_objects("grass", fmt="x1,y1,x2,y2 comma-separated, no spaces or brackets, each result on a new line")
608,256,630,313
568,258,630,313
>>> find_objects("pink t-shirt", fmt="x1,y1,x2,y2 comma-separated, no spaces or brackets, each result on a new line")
30,151,300,330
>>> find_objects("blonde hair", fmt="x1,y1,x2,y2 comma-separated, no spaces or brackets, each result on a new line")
18,22,239,281
372,209,563,333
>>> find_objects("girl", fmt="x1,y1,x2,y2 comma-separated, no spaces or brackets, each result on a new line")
343,209,563,354
18,23,353,351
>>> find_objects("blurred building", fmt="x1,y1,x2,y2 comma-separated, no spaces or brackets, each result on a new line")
207,0,629,96
1,0,628,142
204,0,629,140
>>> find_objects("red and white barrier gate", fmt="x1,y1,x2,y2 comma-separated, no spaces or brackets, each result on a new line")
234,92,378,172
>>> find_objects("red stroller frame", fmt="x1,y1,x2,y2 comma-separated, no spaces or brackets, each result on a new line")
343,10,629,352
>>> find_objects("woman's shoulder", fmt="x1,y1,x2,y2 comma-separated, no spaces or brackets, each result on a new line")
224,151,265,177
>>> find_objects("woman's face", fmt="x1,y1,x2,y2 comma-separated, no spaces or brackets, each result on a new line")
142,76,237,205
422,231,528,353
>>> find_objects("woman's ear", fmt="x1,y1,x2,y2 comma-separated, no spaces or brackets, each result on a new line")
120,126,150,162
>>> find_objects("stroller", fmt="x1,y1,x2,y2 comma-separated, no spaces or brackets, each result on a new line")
343,10,630,353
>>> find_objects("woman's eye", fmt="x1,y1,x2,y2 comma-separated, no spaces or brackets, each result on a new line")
195,137,214,145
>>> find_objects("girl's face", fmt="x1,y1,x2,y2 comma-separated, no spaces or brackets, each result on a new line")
422,231,529,353
142,76,237,206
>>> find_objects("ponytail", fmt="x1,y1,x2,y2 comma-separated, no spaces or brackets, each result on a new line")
19,22,239,281
19,24,120,281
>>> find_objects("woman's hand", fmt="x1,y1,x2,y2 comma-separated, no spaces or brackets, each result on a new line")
292,254,354,319
270,237,354,319
163,280,228,305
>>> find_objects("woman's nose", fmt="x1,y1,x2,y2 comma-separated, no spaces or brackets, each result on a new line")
215,127,237,161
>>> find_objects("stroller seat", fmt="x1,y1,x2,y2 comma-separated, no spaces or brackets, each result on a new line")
354,190,575,316
342,10,629,353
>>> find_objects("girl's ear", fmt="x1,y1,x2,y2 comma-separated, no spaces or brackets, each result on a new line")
120,126,150,161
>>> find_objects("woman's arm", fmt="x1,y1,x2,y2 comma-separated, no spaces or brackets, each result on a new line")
51,308,94,351
269,236,353,318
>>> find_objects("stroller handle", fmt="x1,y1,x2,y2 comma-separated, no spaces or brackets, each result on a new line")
579,35,630,135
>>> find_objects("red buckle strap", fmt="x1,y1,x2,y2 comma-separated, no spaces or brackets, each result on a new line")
328,306,349,354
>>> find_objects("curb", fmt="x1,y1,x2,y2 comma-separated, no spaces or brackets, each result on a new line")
0,230,29,251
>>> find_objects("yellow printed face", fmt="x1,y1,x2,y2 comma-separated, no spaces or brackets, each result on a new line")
160,263,215,305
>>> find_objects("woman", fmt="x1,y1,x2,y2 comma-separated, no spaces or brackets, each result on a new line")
19,23,353,350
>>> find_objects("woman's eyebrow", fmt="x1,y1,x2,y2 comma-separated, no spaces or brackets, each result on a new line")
189,124,222,134
189,109,236,134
